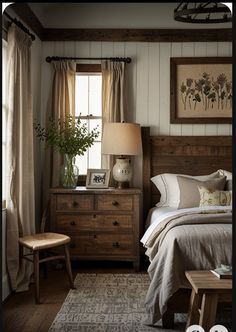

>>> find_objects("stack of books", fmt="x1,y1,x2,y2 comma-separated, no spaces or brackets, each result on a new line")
210,266,232,279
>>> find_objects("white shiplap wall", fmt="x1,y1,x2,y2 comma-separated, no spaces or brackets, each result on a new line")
40,41,232,136
40,41,232,188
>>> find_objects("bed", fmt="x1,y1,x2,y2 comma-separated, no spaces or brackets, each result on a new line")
140,127,232,328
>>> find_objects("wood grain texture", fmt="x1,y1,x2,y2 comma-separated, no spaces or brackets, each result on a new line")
9,3,44,39
68,234,134,256
55,214,133,232
5,4,233,43
199,293,218,331
141,132,232,214
50,188,141,270
56,194,94,211
42,28,232,42
141,127,151,221
97,194,133,211
185,270,232,331
185,270,232,292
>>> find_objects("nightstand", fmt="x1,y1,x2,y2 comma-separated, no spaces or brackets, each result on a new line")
50,187,142,271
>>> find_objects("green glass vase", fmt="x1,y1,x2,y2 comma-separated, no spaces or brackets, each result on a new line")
61,154,79,188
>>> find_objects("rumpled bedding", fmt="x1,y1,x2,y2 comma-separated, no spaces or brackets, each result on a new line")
140,206,232,325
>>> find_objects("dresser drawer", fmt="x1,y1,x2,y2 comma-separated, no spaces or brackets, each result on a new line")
97,195,133,211
50,187,141,270
68,234,134,256
94,215,133,231
55,214,95,232
55,214,133,233
95,234,134,255
56,194,93,211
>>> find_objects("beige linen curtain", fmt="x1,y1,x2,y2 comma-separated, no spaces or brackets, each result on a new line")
6,24,35,291
101,60,127,169
42,61,76,205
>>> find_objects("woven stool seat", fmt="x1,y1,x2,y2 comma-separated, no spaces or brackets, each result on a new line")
19,232,70,250
19,200,75,303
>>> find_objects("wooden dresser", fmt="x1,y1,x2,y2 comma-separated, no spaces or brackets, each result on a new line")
49,187,142,271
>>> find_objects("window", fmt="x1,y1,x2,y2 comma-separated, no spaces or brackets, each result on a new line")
2,39,7,207
75,64,102,175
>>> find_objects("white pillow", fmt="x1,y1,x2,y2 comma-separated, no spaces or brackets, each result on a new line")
151,171,220,208
218,169,232,180
217,169,232,190
177,176,226,209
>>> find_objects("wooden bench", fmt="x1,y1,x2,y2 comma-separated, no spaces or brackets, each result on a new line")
185,270,232,331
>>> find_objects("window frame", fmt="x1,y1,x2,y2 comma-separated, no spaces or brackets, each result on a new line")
75,63,102,185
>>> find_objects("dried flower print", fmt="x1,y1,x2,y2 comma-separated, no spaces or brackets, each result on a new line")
180,72,232,111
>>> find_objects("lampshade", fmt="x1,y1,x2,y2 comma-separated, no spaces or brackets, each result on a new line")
101,122,142,156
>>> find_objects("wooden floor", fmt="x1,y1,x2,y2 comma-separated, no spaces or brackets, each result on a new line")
2,260,147,332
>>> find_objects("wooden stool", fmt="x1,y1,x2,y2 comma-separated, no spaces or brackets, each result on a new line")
185,270,232,331
19,200,75,304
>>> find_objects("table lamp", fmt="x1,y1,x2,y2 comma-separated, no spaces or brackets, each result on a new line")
101,122,142,189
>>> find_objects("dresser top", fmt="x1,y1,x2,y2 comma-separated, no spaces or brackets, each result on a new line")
50,186,142,194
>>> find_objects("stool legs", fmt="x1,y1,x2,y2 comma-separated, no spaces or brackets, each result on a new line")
186,289,200,329
34,251,40,304
199,293,218,331
64,244,75,289
186,291,218,331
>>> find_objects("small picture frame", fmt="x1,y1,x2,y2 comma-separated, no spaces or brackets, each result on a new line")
86,169,111,189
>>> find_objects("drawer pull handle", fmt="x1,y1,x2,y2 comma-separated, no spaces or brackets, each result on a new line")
69,243,76,249
112,221,119,226
112,200,119,206
112,242,120,247
70,221,76,226
72,201,78,207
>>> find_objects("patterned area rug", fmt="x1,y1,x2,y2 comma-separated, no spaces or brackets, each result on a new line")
49,273,231,332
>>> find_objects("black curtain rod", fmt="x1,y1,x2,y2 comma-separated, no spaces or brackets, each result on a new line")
46,56,132,63
3,12,35,41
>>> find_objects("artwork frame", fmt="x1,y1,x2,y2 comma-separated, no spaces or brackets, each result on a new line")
170,57,232,124
86,169,111,189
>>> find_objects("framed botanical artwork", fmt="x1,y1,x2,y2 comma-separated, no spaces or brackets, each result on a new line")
170,57,232,124
86,169,110,189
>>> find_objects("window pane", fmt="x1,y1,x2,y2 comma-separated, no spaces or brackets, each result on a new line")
89,119,102,141
89,142,101,169
75,69,102,176
75,76,88,116
79,118,88,127
89,75,102,116
75,153,87,176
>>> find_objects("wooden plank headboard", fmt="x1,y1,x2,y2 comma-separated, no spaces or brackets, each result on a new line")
141,127,232,219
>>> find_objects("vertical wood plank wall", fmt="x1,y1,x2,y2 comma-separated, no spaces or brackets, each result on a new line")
40,41,232,136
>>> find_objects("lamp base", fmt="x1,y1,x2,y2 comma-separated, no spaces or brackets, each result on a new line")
112,157,132,189
115,181,129,189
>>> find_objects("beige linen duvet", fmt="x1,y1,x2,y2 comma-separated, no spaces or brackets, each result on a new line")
141,206,232,325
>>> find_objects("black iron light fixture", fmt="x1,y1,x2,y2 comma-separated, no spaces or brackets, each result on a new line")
174,3,232,24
